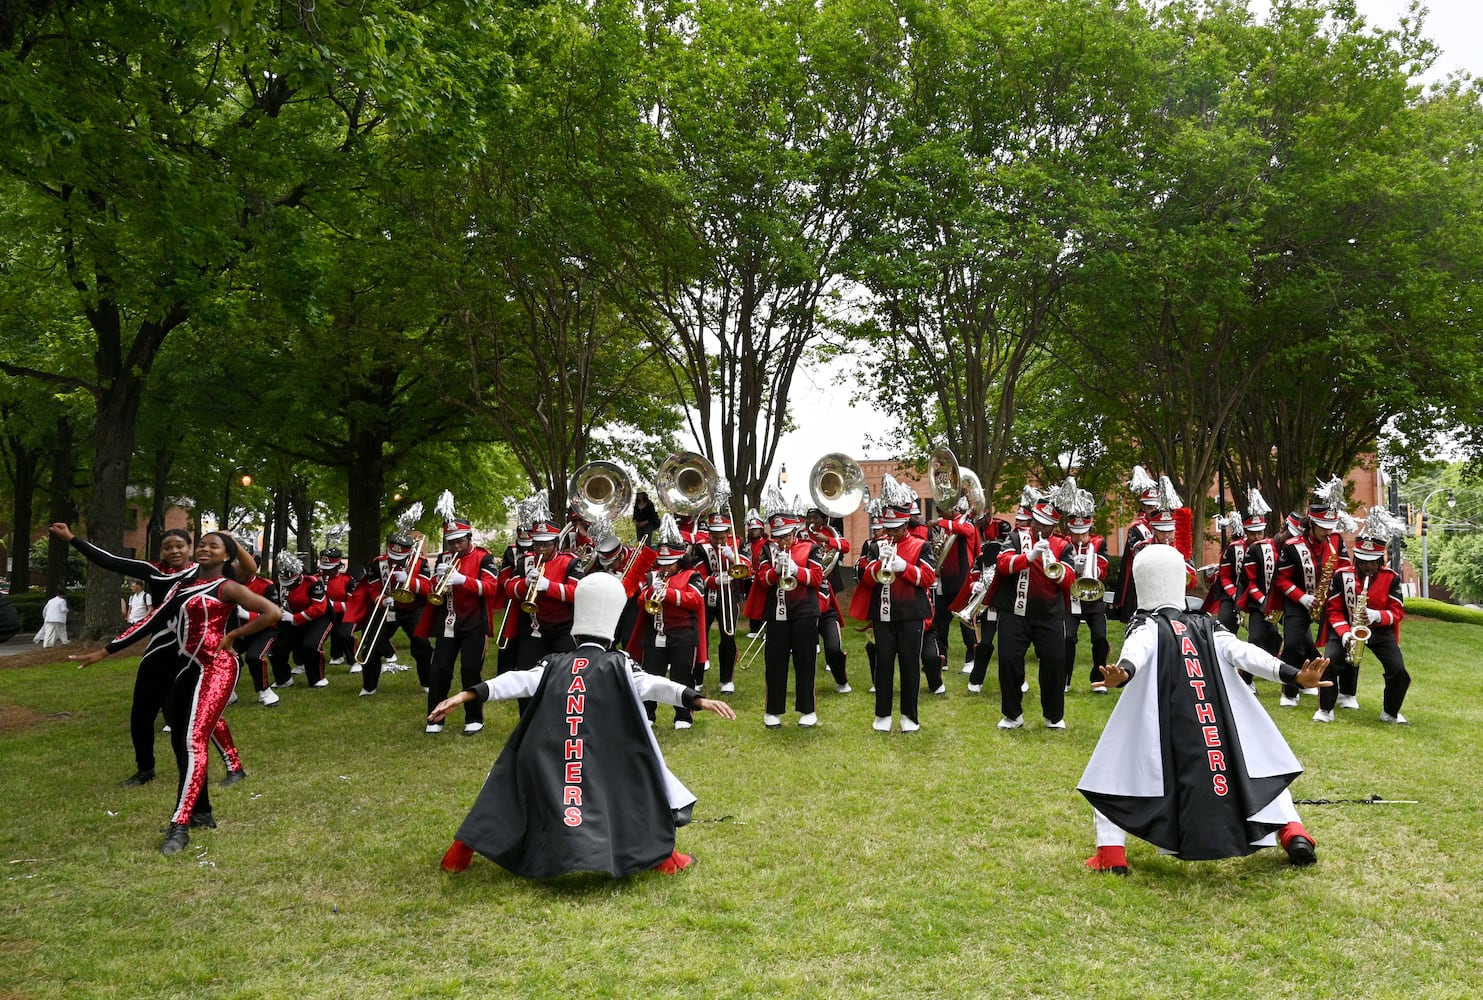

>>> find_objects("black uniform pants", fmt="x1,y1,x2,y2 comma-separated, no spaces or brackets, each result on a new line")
764,616,818,716
1064,610,1110,686
428,631,489,726
997,612,1067,724
1320,629,1408,715
644,638,699,723
874,618,924,722
1279,607,1318,698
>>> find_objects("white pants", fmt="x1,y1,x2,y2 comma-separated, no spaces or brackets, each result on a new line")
35,622,69,648
1094,789,1301,849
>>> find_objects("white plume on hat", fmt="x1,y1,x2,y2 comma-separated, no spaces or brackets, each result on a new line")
1128,465,1157,496
1358,506,1405,543
1312,475,1346,514
1018,484,1043,509
1155,475,1183,511
572,573,628,640
1213,511,1245,536
1245,488,1271,518
396,501,425,533
276,550,303,578
655,513,684,548
879,474,915,510
1134,543,1188,611
435,490,457,522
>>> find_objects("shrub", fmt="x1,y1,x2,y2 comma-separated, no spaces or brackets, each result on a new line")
1402,597,1483,625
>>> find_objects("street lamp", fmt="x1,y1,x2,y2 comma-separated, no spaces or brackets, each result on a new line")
778,463,788,491
1420,487,1456,599
223,467,254,533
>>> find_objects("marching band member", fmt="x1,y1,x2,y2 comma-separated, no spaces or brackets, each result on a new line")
1315,507,1409,724
850,476,937,732
1113,466,1162,621
268,551,331,689
492,518,534,676
695,511,748,694
955,515,1010,693
1237,489,1281,667
1055,484,1110,695
319,548,361,670
743,508,767,638
414,495,500,735
855,504,887,692
932,497,981,676
592,529,640,647
742,490,825,729
907,497,948,697
235,564,279,706
357,524,433,697
507,493,585,672
989,494,1074,730
1200,513,1249,637
1270,479,1351,709
631,516,709,729
1079,544,1325,876
806,507,851,694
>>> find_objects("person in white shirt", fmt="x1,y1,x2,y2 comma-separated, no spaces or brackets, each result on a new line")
122,579,152,624
36,592,70,647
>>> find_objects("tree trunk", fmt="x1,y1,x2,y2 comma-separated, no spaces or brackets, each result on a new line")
346,427,388,568
82,381,144,638
147,446,175,560
6,440,40,594
45,416,76,599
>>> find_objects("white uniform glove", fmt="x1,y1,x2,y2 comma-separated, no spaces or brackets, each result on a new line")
1366,607,1382,624
887,554,909,573
238,606,251,620
390,569,408,585
535,575,551,593
970,580,986,596
524,568,540,586
783,557,799,577
446,569,467,587
1299,593,1316,609
1342,632,1356,648
381,595,397,607
720,545,735,560
1030,539,1051,562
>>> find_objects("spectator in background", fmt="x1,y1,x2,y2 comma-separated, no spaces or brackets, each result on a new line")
36,591,70,647
122,579,152,625
632,491,660,544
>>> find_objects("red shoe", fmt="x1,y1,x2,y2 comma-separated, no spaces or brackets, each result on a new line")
1279,822,1317,866
441,839,474,873
652,850,694,875
1084,846,1129,876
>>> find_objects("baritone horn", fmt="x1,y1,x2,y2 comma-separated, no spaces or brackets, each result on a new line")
655,451,718,516
1071,541,1104,603
568,461,634,523
929,446,961,507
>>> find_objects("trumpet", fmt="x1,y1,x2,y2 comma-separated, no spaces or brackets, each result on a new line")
1043,560,1067,582
876,540,897,585
773,544,799,592
426,555,458,606
520,556,548,614
644,580,668,615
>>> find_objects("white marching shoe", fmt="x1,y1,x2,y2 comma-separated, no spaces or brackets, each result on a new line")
1337,694,1360,710
763,714,782,729
899,717,920,733
872,716,892,732
1279,693,1300,707
720,682,735,694
1379,711,1409,724
1312,708,1335,723
997,715,1024,730
258,687,280,707
798,713,818,728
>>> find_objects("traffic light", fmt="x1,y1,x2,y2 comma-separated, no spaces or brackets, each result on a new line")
1420,512,1430,537
1397,502,1411,524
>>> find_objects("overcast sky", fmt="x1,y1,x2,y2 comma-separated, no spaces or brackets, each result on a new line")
753,0,1481,497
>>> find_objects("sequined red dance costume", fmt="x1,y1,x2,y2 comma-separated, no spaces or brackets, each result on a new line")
167,578,242,825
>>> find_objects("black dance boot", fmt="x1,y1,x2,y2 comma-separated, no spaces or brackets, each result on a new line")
160,823,191,856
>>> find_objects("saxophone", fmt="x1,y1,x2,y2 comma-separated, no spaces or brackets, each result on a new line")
1348,582,1370,665
1308,548,1336,623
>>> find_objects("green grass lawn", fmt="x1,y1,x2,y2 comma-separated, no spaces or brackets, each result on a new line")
3,617,1480,999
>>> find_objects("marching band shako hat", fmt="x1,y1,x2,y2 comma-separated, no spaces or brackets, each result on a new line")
745,507,765,531
276,550,303,580
444,516,475,541
878,474,915,528
1308,476,1346,530
1030,499,1061,527
1014,506,1032,522
1134,543,1187,611
706,511,732,532
572,573,627,641
1353,534,1387,559
1244,486,1272,532
385,532,415,560
768,511,804,536
1129,465,1160,507
528,516,560,542
1244,511,1269,531
1354,506,1403,560
1066,513,1094,533
1285,511,1304,536
319,548,342,570
1148,508,1177,533
653,514,687,564
595,534,623,558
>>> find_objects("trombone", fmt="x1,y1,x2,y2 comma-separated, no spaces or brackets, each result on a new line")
355,536,424,666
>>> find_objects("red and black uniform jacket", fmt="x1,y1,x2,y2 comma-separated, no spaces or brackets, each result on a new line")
508,550,583,636
932,513,980,595
1271,533,1349,617
241,576,275,623
1320,565,1404,647
1200,537,1248,613
988,531,1074,619
948,539,1005,614
1113,515,1154,617
414,546,500,637
1240,537,1281,614
323,569,357,619
272,575,327,627
848,532,936,623
627,567,708,661
693,540,751,611
742,539,824,622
